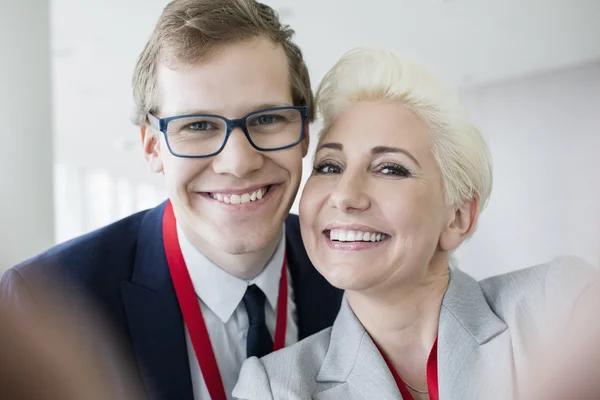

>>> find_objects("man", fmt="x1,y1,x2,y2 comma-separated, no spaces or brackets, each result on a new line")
0,1,343,399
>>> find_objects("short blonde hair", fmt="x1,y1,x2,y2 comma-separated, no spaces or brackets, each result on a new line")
132,0,314,126
315,47,493,212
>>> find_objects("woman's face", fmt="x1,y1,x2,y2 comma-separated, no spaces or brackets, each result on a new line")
300,101,459,292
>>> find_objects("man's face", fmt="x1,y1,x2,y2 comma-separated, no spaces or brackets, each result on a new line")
143,36,309,257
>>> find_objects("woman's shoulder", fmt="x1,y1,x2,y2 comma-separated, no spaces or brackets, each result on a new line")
479,256,598,298
478,256,599,326
233,327,334,400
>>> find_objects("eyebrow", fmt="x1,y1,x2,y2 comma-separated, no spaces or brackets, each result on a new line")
317,142,421,168
318,142,343,151
172,102,294,118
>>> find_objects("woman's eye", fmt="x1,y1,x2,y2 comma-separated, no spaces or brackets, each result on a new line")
313,162,342,175
378,163,412,177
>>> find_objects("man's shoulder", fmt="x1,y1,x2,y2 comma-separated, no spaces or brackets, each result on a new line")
7,208,153,283
283,213,308,267
283,213,343,337
284,213,300,233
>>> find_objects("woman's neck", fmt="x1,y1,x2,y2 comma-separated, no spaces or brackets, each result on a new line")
346,263,449,393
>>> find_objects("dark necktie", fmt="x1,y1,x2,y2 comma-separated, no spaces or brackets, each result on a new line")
242,284,273,358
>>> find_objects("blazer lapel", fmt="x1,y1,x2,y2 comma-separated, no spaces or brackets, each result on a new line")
120,202,194,400
314,299,401,400
438,268,512,400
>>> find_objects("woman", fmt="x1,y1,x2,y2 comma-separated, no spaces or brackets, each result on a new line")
233,48,600,400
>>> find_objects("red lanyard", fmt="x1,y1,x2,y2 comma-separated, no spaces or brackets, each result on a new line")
162,201,289,400
378,338,439,400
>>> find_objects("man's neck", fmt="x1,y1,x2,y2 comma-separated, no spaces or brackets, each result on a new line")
179,225,282,281
347,260,449,391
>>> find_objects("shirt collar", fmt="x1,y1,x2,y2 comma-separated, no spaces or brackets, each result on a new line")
177,224,286,324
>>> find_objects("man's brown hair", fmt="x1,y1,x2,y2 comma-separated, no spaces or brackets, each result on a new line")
132,0,314,126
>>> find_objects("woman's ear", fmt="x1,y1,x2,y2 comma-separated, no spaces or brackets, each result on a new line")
439,197,479,252
140,126,164,173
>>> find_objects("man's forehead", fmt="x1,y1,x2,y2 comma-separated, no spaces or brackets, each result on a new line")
159,36,285,69
155,71,293,119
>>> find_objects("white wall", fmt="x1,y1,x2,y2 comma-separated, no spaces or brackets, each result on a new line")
0,1,54,271
455,63,600,278
53,164,166,243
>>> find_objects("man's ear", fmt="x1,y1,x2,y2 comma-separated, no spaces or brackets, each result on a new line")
301,124,310,157
140,126,164,173
439,197,479,252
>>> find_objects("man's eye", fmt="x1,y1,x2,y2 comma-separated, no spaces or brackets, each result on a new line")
255,115,279,124
187,121,213,130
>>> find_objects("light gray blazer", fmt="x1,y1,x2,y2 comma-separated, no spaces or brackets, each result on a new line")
233,258,599,400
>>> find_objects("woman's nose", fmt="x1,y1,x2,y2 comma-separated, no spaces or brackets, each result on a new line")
327,173,370,213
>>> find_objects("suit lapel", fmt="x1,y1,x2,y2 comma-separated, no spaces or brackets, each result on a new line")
313,299,401,400
438,268,512,399
120,202,194,400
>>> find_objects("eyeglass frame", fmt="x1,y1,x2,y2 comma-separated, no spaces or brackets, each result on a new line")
146,105,309,159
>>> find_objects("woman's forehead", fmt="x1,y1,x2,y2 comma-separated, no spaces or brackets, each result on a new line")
318,101,433,156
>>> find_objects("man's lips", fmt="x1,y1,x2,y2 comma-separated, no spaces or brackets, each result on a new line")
201,184,275,196
195,184,279,206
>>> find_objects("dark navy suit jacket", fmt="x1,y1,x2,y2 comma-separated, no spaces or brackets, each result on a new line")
0,201,343,399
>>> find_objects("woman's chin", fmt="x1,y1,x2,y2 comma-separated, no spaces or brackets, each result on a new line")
317,264,379,292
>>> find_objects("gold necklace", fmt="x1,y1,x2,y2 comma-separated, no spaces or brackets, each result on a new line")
402,379,429,394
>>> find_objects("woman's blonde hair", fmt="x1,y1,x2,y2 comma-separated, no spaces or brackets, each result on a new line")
315,47,493,212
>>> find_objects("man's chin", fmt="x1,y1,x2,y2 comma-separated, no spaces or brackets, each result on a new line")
184,205,287,252
216,233,279,255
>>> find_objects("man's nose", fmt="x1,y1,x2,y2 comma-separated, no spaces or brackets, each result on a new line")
210,127,264,177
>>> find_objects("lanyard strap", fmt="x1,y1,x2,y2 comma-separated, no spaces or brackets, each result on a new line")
427,339,439,400
379,338,439,400
163,201,288,400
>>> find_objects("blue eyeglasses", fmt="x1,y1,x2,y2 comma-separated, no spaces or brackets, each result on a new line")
147,106,309,158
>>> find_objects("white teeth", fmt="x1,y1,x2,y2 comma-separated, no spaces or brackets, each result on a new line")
328,229,386,242
210,187,268,205
331,230,339,241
